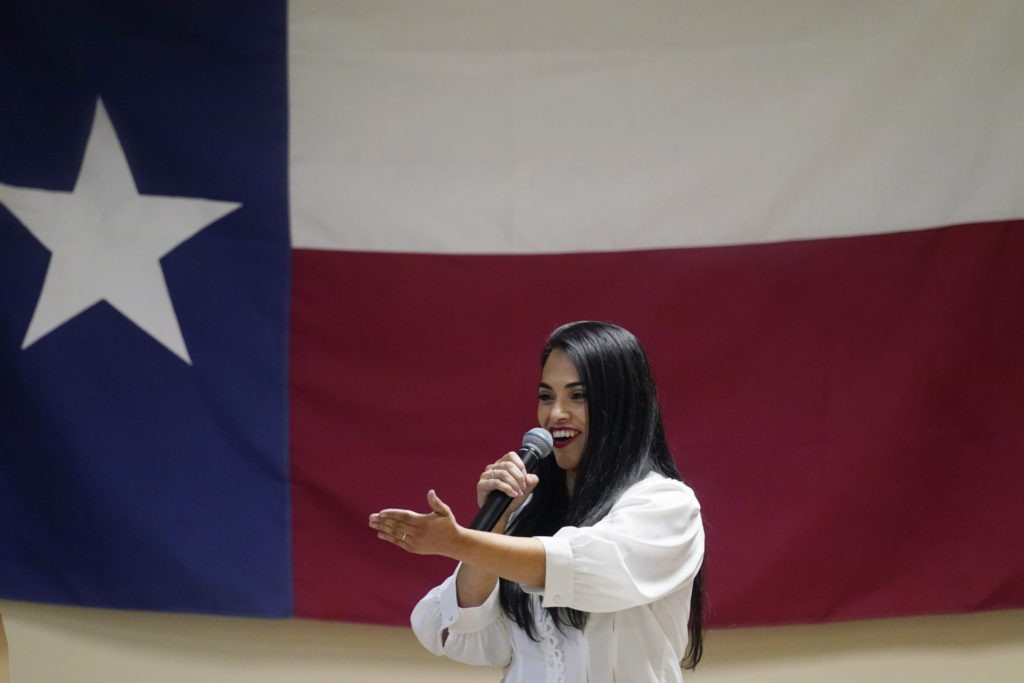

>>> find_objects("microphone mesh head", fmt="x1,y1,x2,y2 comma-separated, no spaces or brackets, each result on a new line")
522,427,554,456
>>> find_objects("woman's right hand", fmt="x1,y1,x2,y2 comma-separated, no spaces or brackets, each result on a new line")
477,451,540,516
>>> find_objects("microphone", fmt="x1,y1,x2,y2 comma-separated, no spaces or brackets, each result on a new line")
468,427,554,532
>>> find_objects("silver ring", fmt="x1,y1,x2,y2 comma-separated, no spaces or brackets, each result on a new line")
401,532,407,541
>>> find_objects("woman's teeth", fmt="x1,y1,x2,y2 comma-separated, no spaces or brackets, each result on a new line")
551,428,579,445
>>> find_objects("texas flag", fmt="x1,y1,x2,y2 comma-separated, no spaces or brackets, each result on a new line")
1,2,1022,629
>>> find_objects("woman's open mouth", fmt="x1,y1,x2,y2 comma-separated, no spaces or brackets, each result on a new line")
549,427,581,448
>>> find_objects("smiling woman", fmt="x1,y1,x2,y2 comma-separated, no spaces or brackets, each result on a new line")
370,321,706,682
537,348,588,482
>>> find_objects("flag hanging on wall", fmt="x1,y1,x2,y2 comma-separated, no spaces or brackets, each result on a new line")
2,1,1023,628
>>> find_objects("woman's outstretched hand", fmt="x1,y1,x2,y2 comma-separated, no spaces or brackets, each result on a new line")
371,484,548,590
369,490,462,557
371,452,541,555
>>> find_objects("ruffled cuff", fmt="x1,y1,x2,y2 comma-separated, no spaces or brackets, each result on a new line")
444,570,502,633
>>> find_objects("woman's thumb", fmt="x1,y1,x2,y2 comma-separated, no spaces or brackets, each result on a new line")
427,489,452,517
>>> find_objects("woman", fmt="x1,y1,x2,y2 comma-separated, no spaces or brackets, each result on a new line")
369,321,705,682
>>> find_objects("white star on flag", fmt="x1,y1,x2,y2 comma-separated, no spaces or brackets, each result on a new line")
0,99,241,364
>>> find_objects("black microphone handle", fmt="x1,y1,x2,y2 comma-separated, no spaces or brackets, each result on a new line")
468,446,546,532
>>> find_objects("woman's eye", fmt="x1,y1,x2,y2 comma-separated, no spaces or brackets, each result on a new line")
538,393,553,403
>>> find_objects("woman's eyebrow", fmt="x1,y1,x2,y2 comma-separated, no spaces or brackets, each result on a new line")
538,381,585,389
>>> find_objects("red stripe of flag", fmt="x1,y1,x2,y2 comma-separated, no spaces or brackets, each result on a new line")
290,219,1024,626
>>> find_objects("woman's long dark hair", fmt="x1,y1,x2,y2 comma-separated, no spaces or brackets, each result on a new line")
498,321,705,669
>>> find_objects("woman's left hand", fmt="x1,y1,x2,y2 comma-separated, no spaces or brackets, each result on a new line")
369,490,461,557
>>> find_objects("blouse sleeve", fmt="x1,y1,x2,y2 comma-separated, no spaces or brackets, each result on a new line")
525,474,704,613
410,567,513,668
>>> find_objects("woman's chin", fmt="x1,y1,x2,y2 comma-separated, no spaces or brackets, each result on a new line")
553,451,582,474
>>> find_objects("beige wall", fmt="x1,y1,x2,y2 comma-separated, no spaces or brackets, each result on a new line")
1,599,1021,682
1,608,8,683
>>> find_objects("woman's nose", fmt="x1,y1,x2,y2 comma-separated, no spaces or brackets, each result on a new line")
549,398,569,421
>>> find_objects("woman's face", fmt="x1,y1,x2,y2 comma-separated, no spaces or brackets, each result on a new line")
537,348,588,478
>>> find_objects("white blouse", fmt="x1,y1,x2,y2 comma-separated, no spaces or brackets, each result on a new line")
411,472,704,683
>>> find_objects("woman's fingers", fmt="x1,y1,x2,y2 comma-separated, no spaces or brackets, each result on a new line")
487,468,522,497
369,493,460,555
476,452,533,508
369,508,423,547
485,456,528,496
